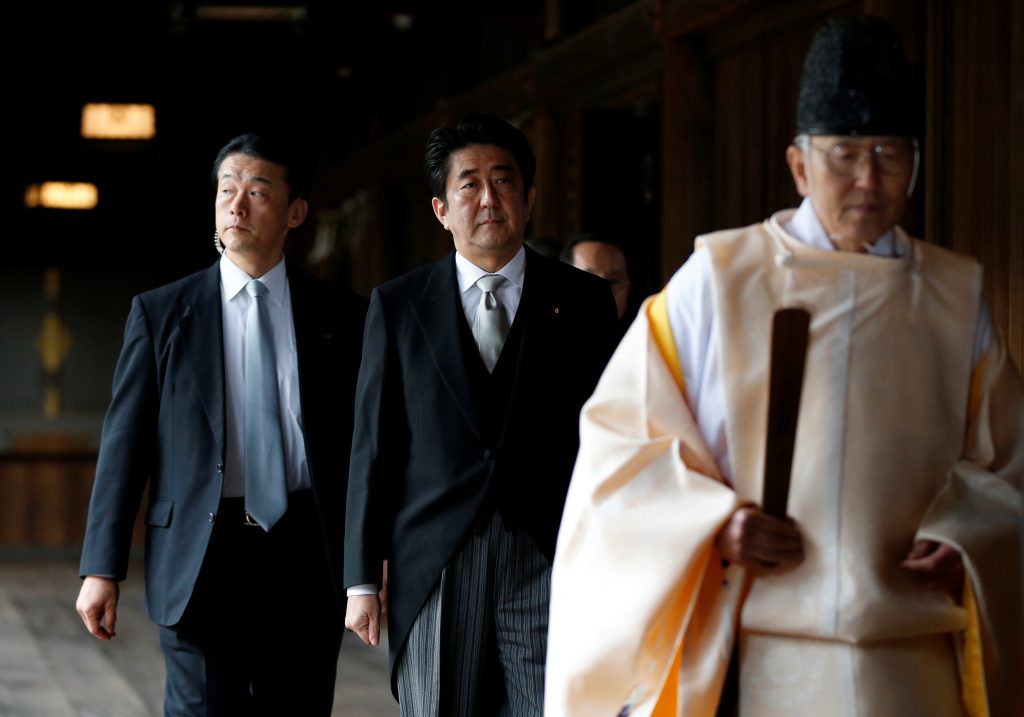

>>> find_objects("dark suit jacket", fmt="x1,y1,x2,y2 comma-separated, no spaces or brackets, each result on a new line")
80,261,367,626
344,247,619,691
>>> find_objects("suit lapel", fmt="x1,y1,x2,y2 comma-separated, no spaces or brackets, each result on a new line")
411,253,484,443
181,262,226,460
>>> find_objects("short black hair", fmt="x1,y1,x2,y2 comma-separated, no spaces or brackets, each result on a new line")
211,133,313,202
424,114,536,205
559,234,627,264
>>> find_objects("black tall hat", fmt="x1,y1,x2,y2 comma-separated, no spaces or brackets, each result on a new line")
796,15,917,136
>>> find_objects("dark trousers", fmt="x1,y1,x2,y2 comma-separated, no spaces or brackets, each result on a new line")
397,511,550,717
159,490,343,717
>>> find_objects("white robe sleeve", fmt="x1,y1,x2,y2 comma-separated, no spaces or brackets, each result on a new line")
917,330,1024,716
545,297,740,717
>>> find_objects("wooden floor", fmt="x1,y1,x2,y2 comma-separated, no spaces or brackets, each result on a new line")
0,553,398,716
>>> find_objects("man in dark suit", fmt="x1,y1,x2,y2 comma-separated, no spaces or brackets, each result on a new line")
561,234,635,333
76,133,367,716
344,114,619,716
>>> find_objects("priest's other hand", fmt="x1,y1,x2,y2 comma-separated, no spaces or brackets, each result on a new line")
901,539,964,601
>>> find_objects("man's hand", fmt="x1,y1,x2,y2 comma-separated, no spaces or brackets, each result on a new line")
346,594,382,647
901,540,964,600
714,504,805,571
76,576,120,640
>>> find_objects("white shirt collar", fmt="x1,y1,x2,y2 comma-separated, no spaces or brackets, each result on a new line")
786,197,904,258
220,254,288,304
454,244,526,294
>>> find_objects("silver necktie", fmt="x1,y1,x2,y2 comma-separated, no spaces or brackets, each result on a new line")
243,279,288,530
472,274,510,373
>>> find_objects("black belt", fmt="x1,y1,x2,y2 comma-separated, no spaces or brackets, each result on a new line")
216,489,314,528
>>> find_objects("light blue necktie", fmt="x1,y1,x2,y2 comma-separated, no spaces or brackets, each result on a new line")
472,274,510,373
243,279,288,530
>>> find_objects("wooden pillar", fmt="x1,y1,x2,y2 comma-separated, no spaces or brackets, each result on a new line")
660,37,713,283
1010,0,1023,368
925,0,1023,369
526,106,582,245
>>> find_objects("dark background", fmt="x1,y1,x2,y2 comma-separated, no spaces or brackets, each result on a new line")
1,0,1021,546
5,1,615,279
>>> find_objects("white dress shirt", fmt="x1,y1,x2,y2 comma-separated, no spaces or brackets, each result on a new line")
665,198,994,483
455,244,526,326
219,254,310,497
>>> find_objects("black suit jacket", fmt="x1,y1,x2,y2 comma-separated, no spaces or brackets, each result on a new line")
80,261,367,626
344,247,618,689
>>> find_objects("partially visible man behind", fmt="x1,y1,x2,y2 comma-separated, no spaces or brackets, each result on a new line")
547,15,1023,717
344,114,619,716
76,133,368,716
561,235,632,321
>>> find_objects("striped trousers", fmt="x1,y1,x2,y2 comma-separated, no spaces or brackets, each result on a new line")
396,511,550,717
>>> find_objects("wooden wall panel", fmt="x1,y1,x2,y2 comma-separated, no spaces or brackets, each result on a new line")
0,455,145,547
926,0,1023,369
704,5,850,238
1014,0,1024,369
661,38,713,276
2,457,88,546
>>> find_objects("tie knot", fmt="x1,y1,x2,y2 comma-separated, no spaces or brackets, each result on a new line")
477,274,506,294
245,280,269,299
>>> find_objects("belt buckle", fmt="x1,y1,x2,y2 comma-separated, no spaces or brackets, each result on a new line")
243,511,261,528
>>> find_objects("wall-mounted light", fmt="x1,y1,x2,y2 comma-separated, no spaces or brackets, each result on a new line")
81,103,156,140
24,182,99,210
195,5,307,22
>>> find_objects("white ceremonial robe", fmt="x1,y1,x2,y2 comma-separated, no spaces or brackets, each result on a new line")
545,213,1024,717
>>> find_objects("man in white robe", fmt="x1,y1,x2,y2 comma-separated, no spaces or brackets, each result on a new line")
546,15,1023,717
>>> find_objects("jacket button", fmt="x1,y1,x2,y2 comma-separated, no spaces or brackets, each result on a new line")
217,463,224,472
208,513,216,524
483,449,492,460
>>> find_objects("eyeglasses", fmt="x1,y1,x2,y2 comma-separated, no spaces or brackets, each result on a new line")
807,140,915,177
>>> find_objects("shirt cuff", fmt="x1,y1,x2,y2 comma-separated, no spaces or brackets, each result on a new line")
347,583,379,597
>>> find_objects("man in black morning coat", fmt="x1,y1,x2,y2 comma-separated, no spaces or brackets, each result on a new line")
344,114,619,716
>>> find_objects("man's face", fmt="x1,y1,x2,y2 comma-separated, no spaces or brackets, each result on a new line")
786,135,913,250
215,153,307,264
432,144,535,270
571,241,631,318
